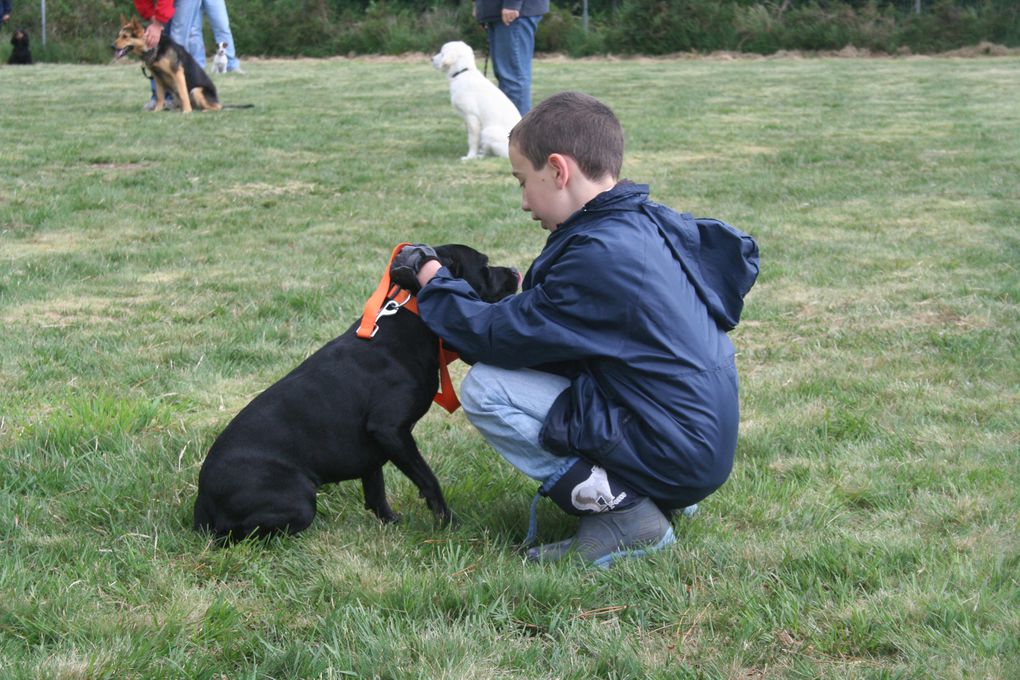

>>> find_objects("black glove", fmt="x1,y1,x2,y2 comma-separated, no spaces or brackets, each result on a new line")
390,243,439,293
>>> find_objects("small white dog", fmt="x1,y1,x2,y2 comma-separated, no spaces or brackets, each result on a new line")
431,41,521,160
210,42,228,74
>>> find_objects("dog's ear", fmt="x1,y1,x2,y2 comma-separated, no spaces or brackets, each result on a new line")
131,16,142,31
443,257,463,278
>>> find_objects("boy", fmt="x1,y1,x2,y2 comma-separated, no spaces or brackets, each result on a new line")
391,92,759,567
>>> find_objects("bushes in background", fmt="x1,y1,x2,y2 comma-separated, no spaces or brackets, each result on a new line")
6,0,1018,63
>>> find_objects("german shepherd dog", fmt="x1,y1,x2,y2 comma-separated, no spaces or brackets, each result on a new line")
111,16,220,112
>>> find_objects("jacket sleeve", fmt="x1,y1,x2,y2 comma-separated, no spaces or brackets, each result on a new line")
417,232,641,368
134,0,175,25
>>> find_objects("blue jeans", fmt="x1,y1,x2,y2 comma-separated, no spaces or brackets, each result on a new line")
460,364,579,482
187,0,241,71
168,0,202,50
486,15,540,116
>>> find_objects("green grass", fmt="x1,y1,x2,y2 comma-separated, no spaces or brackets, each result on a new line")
2,54,1018,678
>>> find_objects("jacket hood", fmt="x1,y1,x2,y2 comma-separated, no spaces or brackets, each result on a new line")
645,204,759,331
559,182,759,331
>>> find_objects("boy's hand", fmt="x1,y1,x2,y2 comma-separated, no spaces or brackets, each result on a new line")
391,244,439,293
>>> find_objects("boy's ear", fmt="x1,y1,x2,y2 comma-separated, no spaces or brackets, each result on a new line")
547,153,571,190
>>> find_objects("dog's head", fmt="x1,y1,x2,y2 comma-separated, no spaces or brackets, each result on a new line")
433,244,520,302
431,41,476,77
215,42,228,56
11,29,29,47
111,16,146,60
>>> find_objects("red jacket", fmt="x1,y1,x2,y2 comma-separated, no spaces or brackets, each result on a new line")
134,0,174,26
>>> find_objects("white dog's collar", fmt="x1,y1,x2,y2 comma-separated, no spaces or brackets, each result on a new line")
450,68,469,79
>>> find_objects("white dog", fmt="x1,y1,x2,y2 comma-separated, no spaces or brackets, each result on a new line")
210,42,228,74
431,41,521,160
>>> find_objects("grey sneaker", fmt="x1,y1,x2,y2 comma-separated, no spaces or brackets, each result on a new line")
526,497,676,568
143,98,158,111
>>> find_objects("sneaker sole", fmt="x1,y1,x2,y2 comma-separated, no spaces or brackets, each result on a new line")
591,525,677,569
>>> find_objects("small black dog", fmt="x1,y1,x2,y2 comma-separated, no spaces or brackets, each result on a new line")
193,244,520,542
9,28,32,65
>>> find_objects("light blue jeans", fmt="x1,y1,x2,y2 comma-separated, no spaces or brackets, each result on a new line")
460,364,579,482
168,0,202,51
187,0,242,71
486,15,540,116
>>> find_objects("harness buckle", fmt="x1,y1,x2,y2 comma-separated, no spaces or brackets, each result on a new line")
369,293,411,337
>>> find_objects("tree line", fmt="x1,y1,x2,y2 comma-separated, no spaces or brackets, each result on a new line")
9,0,1018,63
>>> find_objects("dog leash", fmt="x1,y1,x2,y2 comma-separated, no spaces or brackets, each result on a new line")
357,243,461,413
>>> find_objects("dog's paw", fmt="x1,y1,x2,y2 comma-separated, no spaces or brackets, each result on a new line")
375,511,400,524
460,153,480,161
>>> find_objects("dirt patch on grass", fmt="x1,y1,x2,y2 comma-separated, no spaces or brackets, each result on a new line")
89,162,149,171
3,293,162,328
4,231,88,259
225,180,318,199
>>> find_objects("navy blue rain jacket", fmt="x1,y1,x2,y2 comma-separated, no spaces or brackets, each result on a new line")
417,182,759,508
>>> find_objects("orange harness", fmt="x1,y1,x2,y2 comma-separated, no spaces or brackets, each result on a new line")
356,243,461,413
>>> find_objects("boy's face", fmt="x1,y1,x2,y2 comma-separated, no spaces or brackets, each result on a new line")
509,143,573,232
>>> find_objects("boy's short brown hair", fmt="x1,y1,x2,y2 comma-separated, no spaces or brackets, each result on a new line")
508,91,624,181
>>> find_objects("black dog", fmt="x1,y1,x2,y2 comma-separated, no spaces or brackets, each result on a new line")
9,28,32,65
193,244,520,541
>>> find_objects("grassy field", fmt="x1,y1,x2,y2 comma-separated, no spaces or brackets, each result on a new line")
1,53,1018,679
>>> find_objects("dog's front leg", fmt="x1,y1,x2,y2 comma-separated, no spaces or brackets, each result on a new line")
369,425,451,523
152,78,167,112
173,69,193,113
462,116,481,161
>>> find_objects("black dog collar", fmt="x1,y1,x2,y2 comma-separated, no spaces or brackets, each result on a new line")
450,68,469,79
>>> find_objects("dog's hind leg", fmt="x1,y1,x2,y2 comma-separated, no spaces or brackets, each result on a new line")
362,465,398,523
481,127,510,159
191,88,222,112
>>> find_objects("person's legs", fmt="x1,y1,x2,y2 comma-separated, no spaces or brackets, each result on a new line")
460,364,575,481
202,0,242,71
460,364,676,566
188,6,206,68
486,15,539,116
168,0,202,53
